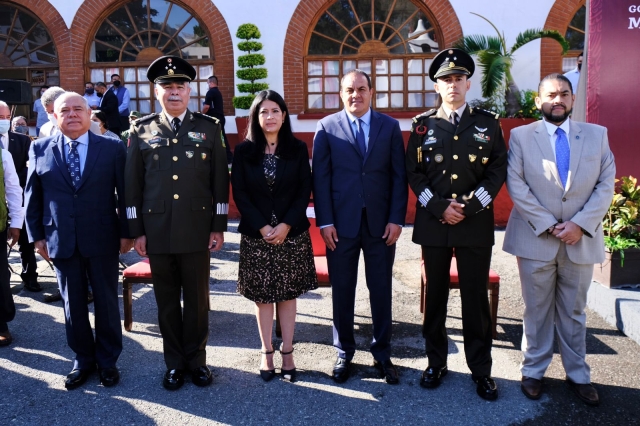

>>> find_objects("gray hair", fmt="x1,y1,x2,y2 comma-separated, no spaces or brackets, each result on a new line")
12,116,27,124
41,86,66,107
0,100,8,110
53,92,90,112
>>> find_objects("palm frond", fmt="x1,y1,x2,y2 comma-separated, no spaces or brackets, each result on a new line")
511,29,569,54
454,35,491,54
486,36,503,52
477,50,510,98
470,12,507,54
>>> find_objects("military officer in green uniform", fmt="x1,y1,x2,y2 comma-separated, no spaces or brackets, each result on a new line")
125,55,229,390
405,48,507,400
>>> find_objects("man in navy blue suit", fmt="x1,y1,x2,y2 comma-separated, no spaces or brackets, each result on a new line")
312,69,407,384
25,92,132,390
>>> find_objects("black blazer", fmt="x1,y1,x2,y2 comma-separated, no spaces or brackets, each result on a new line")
231,139,311,239
7,131,31,188
99,90,121,131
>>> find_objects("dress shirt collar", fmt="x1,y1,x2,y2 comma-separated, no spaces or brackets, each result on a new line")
164,110,188,125
442,103,467,121
63,131,90,146
344,108,371,128
543,117,571,138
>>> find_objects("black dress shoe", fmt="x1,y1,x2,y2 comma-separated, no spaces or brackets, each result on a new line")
566,379,600,406
163,369,185,390
473,375,498,401
373,359,399,384
44,289,62,303
332,358,352,384
24,280,42,292
65,367,96,390
99,367,120,387
420,365,448,389
191,366,212,387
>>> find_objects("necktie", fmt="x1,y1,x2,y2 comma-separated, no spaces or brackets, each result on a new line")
450,111,459,127
172,117,181,134
66,140,82,188
555,127,570,187
355,118,366,157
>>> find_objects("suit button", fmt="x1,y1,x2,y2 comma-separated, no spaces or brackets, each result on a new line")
173,156,178,161
362,172,365,176
452,193,457,198
172,139,178,144
453,135,459,140
174,194,179,199
562,197,567,202
173,175,178,180
453,155,458,160
452,174,458,179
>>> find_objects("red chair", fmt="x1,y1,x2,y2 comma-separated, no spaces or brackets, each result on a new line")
121,259,153,332
420,255,500,339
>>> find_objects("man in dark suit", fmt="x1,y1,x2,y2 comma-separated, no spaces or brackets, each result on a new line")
0,102,38,292
202,75,232,163
95,82,121,136
312,69,407,384
125,56,229,390
405,49,507,400
25,92,132,389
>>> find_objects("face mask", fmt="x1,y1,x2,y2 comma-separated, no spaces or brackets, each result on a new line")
0,120,9,134
113,80,121,87
85,88,95,95
14,125,29,135
97,91,103,98
47,113,56,125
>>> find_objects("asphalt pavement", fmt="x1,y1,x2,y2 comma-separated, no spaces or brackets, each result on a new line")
1,223,639,425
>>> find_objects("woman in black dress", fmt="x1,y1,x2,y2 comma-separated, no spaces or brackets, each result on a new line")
231,90,317,382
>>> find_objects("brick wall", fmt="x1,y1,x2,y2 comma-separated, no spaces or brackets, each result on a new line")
541,0,585,78
283,0,464,114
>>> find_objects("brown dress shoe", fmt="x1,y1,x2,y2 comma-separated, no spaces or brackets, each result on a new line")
521,376,542,400
567,379,600,406
0,330,13,347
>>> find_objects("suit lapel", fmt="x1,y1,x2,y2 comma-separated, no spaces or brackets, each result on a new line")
566,120,584,192
76,132,102,191
533,121,563,189
456,106,474,135
272,153,288,193
338,110,362,158
52,135,74,188
249,156,272,196
364,110,382,164
177,110,195,138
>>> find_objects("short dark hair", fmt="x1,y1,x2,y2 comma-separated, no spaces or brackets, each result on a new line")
110,74,120,80
341,69,372,90
41,85,50,90
245,90,297,161
95,82,107,88
91,110,109,130
208,76,218,84
538,73,574,95
85,82,94,87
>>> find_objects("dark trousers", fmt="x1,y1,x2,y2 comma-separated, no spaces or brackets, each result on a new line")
326,209,395,362
52,250,122,369
18,223,38,282
422,246,493,376
148,251,211,370
0,228,14,332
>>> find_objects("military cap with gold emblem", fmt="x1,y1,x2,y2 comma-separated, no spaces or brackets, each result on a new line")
428,48,475,81
146,55,197,84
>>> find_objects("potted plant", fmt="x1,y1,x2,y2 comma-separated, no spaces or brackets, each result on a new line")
233,23,269,139
455,13,569,117
594,176,640,288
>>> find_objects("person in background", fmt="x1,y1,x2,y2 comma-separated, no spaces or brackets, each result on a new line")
91,110,123,141
83,82,101,110
120,110,141,144
38,87,66,138
503,73,615,406
33,86,49,136
231,90,317,383
202,75,232,163
94,82,122,136
11,116,29,136
109,74,131,134
563,52,583,96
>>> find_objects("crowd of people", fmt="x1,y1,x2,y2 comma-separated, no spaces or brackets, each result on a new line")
0,49,614,408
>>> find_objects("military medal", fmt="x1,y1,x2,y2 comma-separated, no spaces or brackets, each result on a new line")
482,157,489,164
151,130,158,136
186,151,194,158
201,153,207,160
469,154,477,162
434,154,444,163
415,125,427,135
428,129,434,136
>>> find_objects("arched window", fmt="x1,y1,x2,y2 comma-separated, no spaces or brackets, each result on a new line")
87,0,214,115
305,0,443,112
562,4,585,72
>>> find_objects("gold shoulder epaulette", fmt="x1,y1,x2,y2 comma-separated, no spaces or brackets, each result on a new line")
472,108,500,120
193,111,220,124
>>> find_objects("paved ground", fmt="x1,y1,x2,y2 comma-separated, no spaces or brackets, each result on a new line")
1,223,639,425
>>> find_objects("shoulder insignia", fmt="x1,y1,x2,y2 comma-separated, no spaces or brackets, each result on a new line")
134,113,159,125
193,111,220,124
472,108,500,120
412,109,437,123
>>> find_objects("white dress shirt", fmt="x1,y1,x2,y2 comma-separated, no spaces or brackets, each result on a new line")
542,118,572,157
442,103,467,122
345,108,371,150
1,149,24,228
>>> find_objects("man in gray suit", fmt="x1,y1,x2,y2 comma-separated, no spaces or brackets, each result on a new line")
503,74,615,406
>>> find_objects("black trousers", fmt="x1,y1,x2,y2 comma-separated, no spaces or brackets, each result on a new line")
148,251,211,370
0,228,14,332
18,222,37,282
326,209,395,362
422,246,493,376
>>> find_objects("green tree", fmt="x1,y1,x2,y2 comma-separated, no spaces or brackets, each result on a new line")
233,24,269,110
455,13,569,117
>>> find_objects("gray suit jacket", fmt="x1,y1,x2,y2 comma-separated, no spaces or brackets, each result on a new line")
503,119,615,264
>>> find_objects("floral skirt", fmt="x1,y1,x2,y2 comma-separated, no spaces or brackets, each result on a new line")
237,230,318,303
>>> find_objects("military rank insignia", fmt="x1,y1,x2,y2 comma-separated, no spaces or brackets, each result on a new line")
434,154,444,163
201,153,207,160
482,157,489,164
186,151,194,158
469,154,477,163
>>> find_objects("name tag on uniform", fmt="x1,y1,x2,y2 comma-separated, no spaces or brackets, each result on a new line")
149,137,163,145
188,132,206,141
423,136,437,145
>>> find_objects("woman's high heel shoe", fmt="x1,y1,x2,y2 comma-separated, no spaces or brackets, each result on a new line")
280,343,296,383
259,349,276,382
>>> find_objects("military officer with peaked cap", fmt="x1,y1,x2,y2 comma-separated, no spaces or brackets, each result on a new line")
405,48,507,400
125,55,229,390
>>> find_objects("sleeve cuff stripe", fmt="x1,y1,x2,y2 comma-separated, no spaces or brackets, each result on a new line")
126,207,137,219
216,203,229,215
